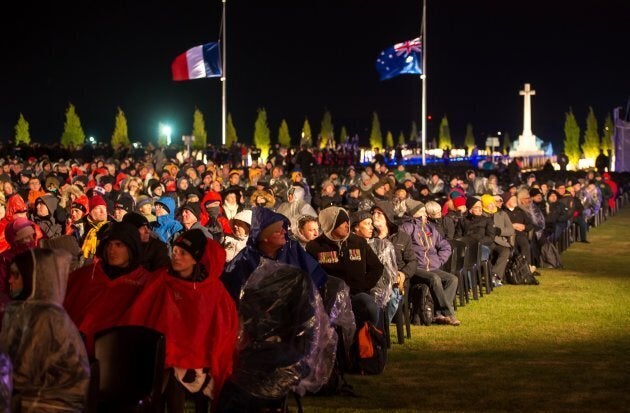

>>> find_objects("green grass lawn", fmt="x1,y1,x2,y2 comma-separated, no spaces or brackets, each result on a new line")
294,208,630,412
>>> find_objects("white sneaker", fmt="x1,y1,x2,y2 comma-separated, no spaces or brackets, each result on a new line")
529,265,537,273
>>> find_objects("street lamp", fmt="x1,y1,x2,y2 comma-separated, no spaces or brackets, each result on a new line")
162,125,172,146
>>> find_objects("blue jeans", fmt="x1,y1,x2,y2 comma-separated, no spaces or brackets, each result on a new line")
351,292,380,326
386,287,403,323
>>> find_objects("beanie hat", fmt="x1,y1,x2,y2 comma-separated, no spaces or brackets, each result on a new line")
481,194,497,214
7,218,36,246
529,188,542,198
122,212,150,229
547,190,560,200
501,192,515,204
406,199,425,217
71,195,90,214
89,195,107,210
425,200,442,218
453,196,467,209
350,210,372,229
135,195,153,210
99,175,115,186
318,206,350,241
73,175,89,187
466,196,481,211
149,180,164,196
449,190,464,200
173,229,207,262
181,202,201,220
233,209,252,227
115,194,135,212
333,208,350,230
96,221,142,264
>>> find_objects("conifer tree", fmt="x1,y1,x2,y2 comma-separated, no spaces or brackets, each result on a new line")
319,110,333,148
410,121,418,142
601,113,614,155
581,106,600,161
385,131,394,148
226,113,238,146
464,123,475,153
60,103,85,148
192,108,207,150
398,131,406,145
254,108,271,159
278,119,291,147
564,108,581,167
301,118,312,147
111,107,130,148
438,115,452,149
369,111,383,149
502,132,511,154
14,113,31,145
339,126,349,143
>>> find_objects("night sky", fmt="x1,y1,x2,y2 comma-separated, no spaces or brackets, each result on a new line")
1,0,628,152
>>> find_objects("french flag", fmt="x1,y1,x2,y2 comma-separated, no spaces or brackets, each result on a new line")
171,42,222,81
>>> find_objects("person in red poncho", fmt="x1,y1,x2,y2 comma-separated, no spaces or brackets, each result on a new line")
63,221,150,355
124,229,238,413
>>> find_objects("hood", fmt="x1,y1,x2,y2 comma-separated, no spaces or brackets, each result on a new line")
19,248,72,305
248,207,289,247
200,190,225,224
4,217,37,249
318,206,350,242
290,186,305,202
36,193,59,216
6,195,28,221
156,196,177,219
200,237,227,281
371,200,398,233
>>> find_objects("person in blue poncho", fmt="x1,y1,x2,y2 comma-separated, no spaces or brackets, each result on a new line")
220,207,328,303
152,196,183,244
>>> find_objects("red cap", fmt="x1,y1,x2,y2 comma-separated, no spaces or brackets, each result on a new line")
89,195,107,210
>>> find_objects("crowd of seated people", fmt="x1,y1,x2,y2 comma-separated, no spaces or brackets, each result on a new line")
0,144,627,410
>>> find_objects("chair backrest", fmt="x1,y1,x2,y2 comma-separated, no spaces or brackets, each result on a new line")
94,325,165,406
448,239,469,275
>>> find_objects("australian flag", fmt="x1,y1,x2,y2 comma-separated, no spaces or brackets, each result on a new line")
375,37,422,81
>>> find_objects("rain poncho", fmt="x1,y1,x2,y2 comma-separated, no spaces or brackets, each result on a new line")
0,248,90,412
220,260,336,405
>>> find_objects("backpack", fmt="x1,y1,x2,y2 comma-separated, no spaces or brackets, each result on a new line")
540,242,563,268
349,321,387,375
410,283,435,326
505,253,539,285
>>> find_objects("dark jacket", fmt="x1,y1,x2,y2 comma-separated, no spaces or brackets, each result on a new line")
372,200,417,278
306,233,383,296
221,207,327,302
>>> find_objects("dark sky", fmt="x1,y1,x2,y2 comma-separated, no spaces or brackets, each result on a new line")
1,0,629,151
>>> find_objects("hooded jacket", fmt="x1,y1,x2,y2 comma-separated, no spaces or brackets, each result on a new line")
221,207,328,302
400,218,452,272
305,207,383,296
372,201,417,279
64,223,151,355
275,186,317,230
153,196,183,243
0,249,90,412
124,238,238,402
33,194,63,239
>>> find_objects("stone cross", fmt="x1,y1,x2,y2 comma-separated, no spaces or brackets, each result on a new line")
516,83,538,152
519,83,536,138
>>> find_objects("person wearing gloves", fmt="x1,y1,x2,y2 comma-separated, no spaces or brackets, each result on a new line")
124,229,238,413
0,248,90,412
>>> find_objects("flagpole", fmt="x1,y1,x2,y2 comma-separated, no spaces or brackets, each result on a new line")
421,0,427,166
221,0,227,146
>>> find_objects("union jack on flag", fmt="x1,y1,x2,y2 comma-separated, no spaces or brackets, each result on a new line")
394,37,422,56
375,36,422,81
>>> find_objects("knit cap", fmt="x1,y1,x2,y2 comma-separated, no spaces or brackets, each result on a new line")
89,195,107,210
173,229,207,262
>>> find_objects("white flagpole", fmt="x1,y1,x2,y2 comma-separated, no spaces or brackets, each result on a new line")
221,0,227,146
421,0,427,166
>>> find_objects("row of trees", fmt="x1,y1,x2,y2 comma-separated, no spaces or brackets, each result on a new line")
563,107,614,166
12,103,613,163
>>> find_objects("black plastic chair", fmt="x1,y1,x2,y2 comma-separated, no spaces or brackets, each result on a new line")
94,325,166,413
448,239,470,306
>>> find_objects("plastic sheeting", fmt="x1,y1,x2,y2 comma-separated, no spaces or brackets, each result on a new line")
231,259,337,399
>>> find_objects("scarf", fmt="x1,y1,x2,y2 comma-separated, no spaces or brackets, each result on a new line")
81,216,107,259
